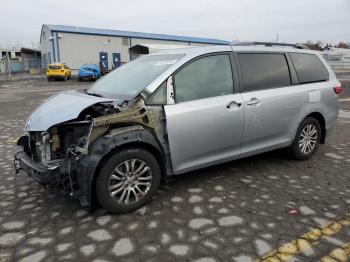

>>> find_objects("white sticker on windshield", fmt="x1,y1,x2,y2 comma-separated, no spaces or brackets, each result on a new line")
155,60,178,66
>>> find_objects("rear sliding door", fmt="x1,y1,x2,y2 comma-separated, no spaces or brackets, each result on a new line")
236,52,306,157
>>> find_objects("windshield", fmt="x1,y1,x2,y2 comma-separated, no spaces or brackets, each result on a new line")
88,54,184,100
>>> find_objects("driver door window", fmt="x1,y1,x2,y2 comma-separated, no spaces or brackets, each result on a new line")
174,54,234,103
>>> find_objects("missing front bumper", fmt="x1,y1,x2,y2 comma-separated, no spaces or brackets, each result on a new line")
14,151,62,186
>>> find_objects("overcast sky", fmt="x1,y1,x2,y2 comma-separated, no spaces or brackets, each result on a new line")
1,0,349,48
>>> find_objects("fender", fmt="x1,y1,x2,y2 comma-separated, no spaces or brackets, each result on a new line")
76,125,165,208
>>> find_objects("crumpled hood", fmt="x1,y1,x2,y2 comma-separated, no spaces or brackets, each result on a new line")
26,90,114,131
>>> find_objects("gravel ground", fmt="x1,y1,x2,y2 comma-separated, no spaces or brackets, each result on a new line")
0,77,350,262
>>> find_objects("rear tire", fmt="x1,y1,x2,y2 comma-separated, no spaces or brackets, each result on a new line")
47,77,51,81
96,148,161,214
289,117,321,160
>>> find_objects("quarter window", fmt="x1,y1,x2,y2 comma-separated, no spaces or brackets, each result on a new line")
237,53,291,92
147,81,167,105
289,53,329,84
174,54,234,103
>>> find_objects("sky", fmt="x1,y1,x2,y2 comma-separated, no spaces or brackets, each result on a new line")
0,0,349,48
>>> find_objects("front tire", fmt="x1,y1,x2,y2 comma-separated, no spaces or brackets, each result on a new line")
96,148,161,214
290,117,321,160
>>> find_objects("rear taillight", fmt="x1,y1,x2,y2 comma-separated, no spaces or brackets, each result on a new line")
333,86,342,94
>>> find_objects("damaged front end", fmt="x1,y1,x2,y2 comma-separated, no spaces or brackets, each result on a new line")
14,91,169,207
14,118,96,194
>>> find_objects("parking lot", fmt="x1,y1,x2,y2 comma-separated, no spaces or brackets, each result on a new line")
0,76,350,262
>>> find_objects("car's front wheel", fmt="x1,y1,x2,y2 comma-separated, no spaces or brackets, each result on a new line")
96,148,161,214
290,117,321,160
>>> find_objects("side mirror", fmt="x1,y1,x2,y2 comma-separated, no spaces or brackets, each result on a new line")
166,76,175,105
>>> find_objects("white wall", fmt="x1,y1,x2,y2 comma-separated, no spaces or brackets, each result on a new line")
189,42,213,47
45,30,221,74
57,33,130,70
130,38,191,47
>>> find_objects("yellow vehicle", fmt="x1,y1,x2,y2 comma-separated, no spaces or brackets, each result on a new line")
46,63,71,81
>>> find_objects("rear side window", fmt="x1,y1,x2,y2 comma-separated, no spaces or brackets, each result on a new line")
237,53,291,92
289,53,329,84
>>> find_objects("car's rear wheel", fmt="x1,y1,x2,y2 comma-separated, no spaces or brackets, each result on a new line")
47,77,51,81
290,117,321,160
96,148,161,214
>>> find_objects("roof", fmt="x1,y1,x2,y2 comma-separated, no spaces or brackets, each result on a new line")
43,24,231,45
154,45,321,57
21,47,41,55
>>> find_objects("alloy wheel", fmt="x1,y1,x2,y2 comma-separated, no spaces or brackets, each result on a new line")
298,124,318,154
108,159,152,205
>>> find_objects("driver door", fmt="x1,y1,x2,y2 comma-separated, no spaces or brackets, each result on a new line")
164,53,244,174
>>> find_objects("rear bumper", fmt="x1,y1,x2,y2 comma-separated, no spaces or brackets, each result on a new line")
47,75,65,79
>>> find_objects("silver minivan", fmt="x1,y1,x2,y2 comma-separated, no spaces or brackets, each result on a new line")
15,43,341,213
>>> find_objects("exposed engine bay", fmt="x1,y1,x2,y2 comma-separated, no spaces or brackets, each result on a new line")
15,92,170,206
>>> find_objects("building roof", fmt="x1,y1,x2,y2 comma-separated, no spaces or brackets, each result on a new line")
44,24,231,45
21,47,41,55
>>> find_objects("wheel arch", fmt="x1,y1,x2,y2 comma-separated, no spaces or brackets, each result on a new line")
76,126,167,209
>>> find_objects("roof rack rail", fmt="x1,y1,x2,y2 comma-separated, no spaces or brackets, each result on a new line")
232,42,307,49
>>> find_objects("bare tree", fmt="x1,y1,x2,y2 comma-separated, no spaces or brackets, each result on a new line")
335,42,349,49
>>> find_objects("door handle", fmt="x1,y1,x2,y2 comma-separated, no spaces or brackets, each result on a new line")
246,98,261,106
226,101,242,109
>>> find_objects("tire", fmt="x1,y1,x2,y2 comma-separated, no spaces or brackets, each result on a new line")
47,77,51,82
68,74,71,80
63,75,68,81
96,148,161,214
290,117,321,160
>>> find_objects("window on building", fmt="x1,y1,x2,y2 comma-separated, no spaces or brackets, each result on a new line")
122,37,129,46
289,53,329,84
237,53,291,92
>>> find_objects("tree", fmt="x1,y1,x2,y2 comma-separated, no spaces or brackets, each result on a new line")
303,40,322,51
335,42,349,49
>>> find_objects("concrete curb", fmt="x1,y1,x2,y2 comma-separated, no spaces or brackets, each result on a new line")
0,74,80,82
0,74,46,82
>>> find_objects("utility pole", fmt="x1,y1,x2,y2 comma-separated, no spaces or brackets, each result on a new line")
276,33,279,43
6,51,11,77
